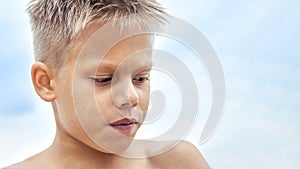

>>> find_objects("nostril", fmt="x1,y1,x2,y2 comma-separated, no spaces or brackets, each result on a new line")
112,81,139,108
113,95,138,108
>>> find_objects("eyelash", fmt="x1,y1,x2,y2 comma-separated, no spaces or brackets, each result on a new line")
94,77,112,84
133,75,150,83
92,74,150,86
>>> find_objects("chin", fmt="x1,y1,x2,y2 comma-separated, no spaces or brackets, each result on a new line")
87,125,140,154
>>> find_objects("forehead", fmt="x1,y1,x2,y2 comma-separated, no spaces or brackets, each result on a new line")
61,22,155,74
74,30,153,74
104,34,153,62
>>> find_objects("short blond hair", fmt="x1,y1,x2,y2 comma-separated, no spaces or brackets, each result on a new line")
27,0,167,71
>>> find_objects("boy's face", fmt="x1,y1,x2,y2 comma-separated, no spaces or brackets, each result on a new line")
52,28,153,153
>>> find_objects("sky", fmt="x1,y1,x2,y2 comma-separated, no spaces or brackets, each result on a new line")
0,0,300,168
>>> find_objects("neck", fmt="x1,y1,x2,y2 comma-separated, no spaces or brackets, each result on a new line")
46,128,123,169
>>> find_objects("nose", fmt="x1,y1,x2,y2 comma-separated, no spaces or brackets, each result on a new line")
113,81,139,109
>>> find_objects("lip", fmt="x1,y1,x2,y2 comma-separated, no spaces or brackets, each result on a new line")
109,118,138,133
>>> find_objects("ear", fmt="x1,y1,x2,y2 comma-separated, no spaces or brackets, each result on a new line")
31,62,56,102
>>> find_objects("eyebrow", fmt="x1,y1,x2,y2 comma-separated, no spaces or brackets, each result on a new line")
136,62,154,72
94,60,153,75
96,62,117,72
99,61,153,68
132,62,153,75
98,66,116,72
141,62,153,68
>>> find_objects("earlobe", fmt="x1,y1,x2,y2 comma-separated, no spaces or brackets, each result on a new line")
31,62,56,102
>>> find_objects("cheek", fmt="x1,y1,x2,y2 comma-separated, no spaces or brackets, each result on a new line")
59,77,105,132
94,88,114,120
54,82,87,139
138,85,151,111
55,76,76,119
76,88,111,125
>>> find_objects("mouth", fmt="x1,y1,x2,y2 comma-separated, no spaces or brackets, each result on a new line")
109,118,139,134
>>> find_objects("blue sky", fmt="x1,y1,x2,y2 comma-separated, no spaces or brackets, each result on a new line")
0,0,34,115
1,0,300,168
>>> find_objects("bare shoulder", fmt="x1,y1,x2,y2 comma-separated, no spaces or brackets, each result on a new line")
2,152,45,169
2,161,30,169
168,140,211,169
150,140,211,169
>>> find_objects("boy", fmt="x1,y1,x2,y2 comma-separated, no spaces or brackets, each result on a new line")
4,0,210,168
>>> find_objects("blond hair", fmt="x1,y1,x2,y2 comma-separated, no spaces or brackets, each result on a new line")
27,0,167,71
